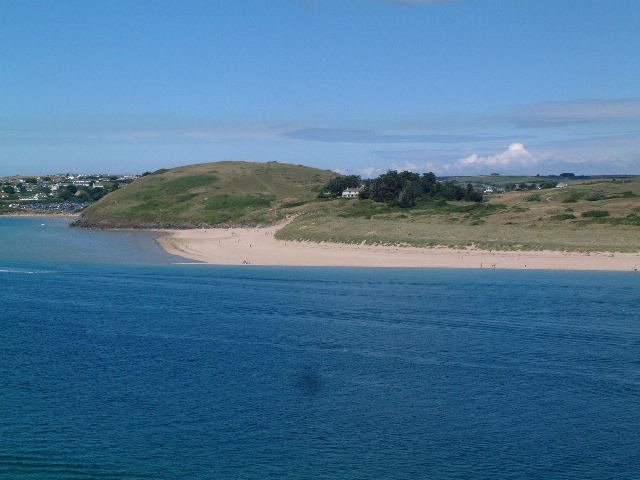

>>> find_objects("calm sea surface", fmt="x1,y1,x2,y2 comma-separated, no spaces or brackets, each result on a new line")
1,217,639,479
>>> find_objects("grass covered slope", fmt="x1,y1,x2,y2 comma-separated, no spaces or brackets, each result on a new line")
75,161,336,228
277,178,640,252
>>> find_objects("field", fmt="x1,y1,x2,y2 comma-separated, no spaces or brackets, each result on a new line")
277,178,640,252
75,161,336,228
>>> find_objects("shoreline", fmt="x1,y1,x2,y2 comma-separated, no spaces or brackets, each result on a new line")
157,220,640,272
0,212,80,218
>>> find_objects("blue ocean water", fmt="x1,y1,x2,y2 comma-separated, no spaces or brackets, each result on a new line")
0,217,183,265
1,218,639,479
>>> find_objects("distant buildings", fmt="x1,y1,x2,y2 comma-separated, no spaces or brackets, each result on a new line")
0,172,139,213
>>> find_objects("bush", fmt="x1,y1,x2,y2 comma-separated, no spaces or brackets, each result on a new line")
526,194,541,202
550,213,576,220
562,192,582,203
582,210,609,218
585,192,606,201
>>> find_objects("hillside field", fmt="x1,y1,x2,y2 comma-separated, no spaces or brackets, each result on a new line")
75,161,336,228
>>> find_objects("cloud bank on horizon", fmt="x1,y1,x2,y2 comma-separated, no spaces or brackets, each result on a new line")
1,1,639,176
505,98,640,128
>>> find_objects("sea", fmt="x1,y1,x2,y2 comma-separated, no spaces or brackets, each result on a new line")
1,216,639,479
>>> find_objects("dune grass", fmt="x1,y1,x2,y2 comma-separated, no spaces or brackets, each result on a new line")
277,178,640,252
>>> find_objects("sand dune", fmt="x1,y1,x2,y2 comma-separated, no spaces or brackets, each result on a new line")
157,220,640,271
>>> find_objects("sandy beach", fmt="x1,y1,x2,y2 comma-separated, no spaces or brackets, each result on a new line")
157,220,640,271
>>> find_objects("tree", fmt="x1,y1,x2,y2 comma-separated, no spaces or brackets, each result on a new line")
321,175,361,197
421,172,437,196
397,181,421,207
464,183,483,202
57,184,77,200
75,190,90,201
88,187,108,201
363,170,483,207
57,188,73,200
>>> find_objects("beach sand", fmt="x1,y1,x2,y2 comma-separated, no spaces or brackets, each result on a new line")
157,219,640,271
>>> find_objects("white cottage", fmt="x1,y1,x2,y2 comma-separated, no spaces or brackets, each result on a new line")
341,188,360,199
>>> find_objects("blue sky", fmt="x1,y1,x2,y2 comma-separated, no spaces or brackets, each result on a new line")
2,0,640,176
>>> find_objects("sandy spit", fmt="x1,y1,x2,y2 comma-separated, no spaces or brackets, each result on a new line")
156,219,640,271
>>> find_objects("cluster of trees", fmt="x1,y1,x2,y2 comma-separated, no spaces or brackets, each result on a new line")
2,185,16,195
57,184,112,202
361,171,483,207
320,175,361,197
322,171,483,208
2,183,32,195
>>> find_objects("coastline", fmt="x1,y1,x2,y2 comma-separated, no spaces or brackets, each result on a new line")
0,212,80,219
156,220,640,271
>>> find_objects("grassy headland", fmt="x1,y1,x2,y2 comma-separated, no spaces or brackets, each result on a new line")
73,161,336,228
75,162,640,252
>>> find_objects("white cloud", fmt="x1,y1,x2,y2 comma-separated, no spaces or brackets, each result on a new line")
455,143,535,171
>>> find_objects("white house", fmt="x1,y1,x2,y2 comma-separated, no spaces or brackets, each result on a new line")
341,188,360,199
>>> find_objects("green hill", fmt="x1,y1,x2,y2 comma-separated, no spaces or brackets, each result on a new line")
74,161,336,228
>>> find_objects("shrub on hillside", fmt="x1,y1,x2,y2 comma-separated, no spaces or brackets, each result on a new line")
582,210,609,218
585,192,606,201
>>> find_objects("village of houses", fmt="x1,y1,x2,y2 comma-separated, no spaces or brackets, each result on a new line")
0,173,139,213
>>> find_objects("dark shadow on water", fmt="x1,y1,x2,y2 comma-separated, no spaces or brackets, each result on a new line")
294,366,324,396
